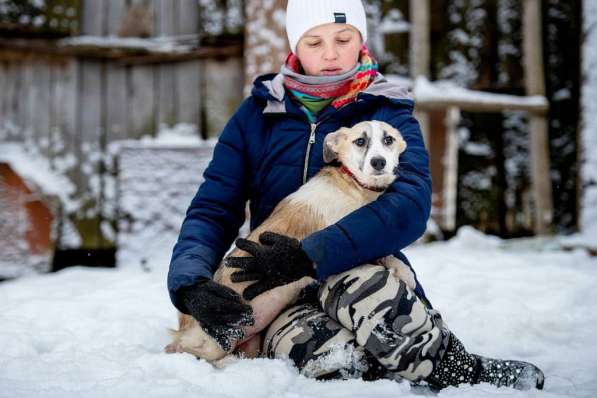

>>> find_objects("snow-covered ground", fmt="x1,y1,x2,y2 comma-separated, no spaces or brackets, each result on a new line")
0,227,596,398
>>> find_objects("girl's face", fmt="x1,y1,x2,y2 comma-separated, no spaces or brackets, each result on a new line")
296,23,362,76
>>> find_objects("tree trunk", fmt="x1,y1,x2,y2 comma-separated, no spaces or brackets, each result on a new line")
243,0,289,95
523,0,553,235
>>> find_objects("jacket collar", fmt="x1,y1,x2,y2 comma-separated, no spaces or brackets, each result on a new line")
252,72,414,116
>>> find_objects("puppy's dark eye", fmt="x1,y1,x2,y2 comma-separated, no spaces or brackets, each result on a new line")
354,138,367,147
383,136,394,146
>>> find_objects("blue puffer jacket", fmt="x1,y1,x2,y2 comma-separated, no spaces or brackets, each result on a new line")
168,73,433,312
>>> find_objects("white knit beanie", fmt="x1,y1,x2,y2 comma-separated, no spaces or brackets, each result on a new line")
286,0,368,54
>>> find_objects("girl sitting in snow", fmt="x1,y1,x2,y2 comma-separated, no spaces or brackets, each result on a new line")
168,0,544,390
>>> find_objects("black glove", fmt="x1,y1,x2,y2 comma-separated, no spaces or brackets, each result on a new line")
225,231,316,301
178,278,254,352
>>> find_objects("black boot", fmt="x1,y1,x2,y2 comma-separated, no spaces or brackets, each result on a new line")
425,333,480,389
474,354,545,390
425,333,544,391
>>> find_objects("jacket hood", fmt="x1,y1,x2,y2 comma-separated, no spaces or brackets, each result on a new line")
251,72,414,114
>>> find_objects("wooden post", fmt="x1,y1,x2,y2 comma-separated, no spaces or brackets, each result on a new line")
409,0,430,145
443,107,461,231
523,0,553,235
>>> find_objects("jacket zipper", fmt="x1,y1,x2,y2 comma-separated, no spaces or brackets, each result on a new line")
299,97,364,185
303,123,318,184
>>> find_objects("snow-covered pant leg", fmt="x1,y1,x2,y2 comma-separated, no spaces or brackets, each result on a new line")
263,303,371,379
319,264,451,381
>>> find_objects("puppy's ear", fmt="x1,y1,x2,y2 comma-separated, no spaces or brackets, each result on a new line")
323,130,344,163
396,134,407,154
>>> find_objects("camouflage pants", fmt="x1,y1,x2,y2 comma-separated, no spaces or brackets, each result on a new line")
264,264,451,381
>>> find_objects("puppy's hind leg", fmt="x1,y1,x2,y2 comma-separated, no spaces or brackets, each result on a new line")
380,256,417,291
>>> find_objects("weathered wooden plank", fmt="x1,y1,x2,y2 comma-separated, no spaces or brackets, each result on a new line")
203,58,243,137
78,62,103,189
7,62,21,131
176,60,201,128
0,61,21,141
128,64,156,138
81,0,106,36
50,59,79,163
15,61,28,137
105,64,128,143
47,59,80,251
77,60,106,248
11,62,25,140
177,0,199,35
157,64,177,127
0,62,5,126
32,61,52,158
21,60,36,144
79,61,104,146
154,0,176,36
107,0,127,36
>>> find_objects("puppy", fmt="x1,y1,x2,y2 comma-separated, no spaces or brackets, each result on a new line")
165,120,416,361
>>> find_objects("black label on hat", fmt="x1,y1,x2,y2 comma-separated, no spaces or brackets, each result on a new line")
334,12,347,23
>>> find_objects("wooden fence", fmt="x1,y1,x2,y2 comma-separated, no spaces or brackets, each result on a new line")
0,0,244,253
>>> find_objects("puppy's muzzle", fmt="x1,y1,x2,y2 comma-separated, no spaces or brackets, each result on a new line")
370,157,386,171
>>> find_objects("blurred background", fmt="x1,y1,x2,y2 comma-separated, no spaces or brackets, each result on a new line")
0,0,594,280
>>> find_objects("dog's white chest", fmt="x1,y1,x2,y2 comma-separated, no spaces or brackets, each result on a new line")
287,175,373,225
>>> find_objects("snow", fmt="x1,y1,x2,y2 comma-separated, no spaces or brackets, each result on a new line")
414,77,549,109
112,123,211,150
1,227,596,397
578,0,597,246
380,9,410,34
59,35,196,54
384,75,548,110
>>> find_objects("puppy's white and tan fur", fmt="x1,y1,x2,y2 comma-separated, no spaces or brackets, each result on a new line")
165,120,416,361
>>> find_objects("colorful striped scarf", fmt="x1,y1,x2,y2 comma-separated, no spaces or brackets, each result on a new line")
283,45,379,112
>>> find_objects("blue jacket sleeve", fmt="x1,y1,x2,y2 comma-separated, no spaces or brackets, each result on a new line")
167,104,250,312
301,102,432,280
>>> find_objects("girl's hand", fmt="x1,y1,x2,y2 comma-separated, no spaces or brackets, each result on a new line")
178,279,254,351
226,232,316,300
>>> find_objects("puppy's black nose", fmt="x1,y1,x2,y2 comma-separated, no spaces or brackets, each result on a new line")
370,157,386,171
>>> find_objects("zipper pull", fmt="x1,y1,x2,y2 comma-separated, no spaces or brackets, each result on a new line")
303,123,318,184
309,123,317,143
